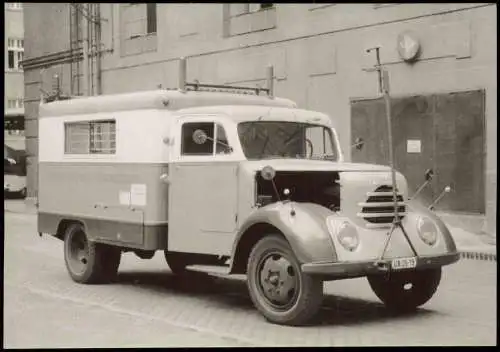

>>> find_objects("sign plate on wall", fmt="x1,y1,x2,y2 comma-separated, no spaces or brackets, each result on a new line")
407,139,421,153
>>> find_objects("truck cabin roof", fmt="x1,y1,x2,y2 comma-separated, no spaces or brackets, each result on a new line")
38,89,298,118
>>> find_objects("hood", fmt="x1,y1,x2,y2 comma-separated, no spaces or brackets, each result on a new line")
241,159,392,173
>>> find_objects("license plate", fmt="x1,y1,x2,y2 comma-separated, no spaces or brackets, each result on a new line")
391,257,417,270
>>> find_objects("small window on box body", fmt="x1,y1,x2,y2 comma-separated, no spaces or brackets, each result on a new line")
65,120,116,154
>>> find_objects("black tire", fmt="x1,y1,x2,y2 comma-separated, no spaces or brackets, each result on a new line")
247,235,324,326
63,223,121,284
164,251,191,274
367,268,442,312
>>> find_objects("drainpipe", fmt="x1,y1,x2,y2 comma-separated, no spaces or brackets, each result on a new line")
82,4,89,96
89,3,94,96
96,3,102,95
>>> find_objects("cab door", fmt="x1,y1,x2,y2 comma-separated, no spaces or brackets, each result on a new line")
167,116,240,256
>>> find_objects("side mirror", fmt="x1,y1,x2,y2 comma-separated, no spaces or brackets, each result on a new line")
192,129,208,145
424,168,434,181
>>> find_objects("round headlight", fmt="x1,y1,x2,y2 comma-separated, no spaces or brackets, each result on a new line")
416,216,438,246
337,221,360,252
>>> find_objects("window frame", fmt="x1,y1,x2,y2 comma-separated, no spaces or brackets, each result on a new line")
146,3,157,34
64,119,117,155
122,3,157,40
229,3,274,18
7,37,24,70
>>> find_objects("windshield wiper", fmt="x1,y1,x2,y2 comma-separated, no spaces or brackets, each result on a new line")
275,125,303,156
257,134,270,159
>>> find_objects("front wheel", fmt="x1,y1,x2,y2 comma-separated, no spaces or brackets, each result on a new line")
247,235,323,326
64,223,121,284
367,268,442,312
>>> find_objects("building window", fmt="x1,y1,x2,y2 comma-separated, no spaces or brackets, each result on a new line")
146,3,157,34
65,120,116,155
225,4,276,37
8,51,15,69
6,3,22,10
7,37,24,70
230,3,274,17
6,98,24,109
259,3,274,10
122,3,157,39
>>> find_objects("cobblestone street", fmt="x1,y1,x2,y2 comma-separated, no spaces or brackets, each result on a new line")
3,208,497,347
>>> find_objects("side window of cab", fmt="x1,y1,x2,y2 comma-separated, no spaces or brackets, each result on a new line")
181,122,233,156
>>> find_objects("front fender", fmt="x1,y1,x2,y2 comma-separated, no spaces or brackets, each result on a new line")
406,199,458,253
231,202,337,265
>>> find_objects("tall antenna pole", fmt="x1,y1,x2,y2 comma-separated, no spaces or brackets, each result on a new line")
381,69,399,223
366,47,419,262
178,57,186,92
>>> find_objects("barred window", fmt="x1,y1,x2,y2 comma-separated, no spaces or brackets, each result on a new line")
65,120,116,154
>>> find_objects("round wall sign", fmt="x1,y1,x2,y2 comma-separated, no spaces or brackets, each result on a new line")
397,31,421,62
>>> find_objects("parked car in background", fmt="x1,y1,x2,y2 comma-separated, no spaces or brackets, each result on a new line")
4,144,27,198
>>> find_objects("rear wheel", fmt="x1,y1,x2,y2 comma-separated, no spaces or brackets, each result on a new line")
64,223,121,284
367,268,442,312
247,235,323,326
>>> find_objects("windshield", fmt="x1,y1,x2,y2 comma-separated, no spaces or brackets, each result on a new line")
237,121,338,161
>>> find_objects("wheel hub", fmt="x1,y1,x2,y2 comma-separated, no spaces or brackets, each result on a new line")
259,254,298,307
68,231,89,273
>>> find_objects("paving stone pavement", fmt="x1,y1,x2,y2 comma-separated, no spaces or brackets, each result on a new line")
3,210,497,347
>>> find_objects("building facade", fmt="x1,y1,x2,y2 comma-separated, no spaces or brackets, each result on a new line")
5,2,25,146
23,3,497,235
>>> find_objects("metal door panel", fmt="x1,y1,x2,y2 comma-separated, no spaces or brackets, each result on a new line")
433,90,485,213
167,162,238,255
351,90,485,213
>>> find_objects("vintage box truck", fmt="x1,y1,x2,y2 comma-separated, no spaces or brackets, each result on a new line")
37,59,460,326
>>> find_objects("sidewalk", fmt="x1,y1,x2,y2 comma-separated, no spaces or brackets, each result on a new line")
4,199,496,262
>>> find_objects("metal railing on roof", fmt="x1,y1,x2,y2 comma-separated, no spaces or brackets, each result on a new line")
177,57,275,98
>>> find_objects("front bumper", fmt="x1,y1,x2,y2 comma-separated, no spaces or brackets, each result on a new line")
301,252,460,277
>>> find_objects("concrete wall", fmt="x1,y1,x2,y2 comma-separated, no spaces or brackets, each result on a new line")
23,3,497,235
4,4,24,109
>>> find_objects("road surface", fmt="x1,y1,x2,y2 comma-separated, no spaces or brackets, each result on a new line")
3,209,497,347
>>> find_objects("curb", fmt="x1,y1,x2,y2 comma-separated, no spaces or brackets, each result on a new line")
460,251,496,262
4,207,496,262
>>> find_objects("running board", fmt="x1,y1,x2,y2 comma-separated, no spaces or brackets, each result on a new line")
185,264,231,275
184,265,247,281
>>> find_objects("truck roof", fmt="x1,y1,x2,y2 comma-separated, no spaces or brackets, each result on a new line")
38,89,297,118
177,105,333,125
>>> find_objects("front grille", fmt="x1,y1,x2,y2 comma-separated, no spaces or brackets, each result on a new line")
358,185,406,225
